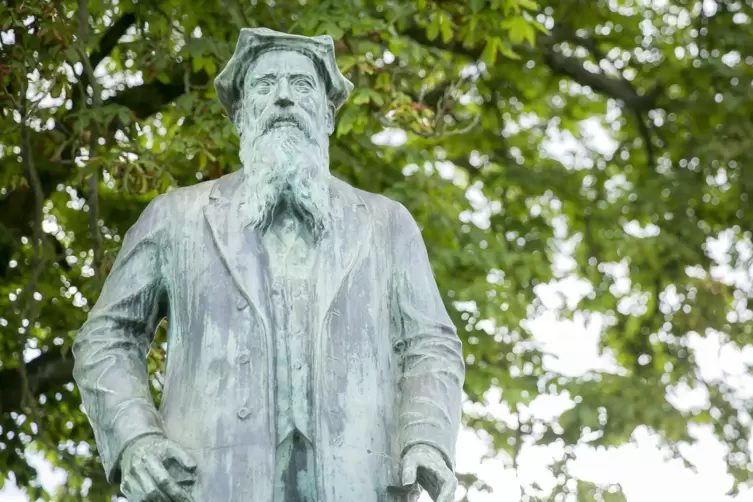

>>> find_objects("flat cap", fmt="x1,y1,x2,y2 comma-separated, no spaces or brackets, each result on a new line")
214,27,354,119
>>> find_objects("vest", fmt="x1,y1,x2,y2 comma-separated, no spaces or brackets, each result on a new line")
262,212,318,445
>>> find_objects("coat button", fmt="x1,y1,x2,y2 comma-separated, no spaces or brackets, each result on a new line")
294,361,302,370
393,339,406,353
237,407,251,420
236,297,248,310
237,352,250,365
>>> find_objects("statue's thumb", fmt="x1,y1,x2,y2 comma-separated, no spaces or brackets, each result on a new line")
401,459,418,486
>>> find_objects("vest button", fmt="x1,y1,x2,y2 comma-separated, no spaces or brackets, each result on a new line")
393,339,406,353
237,407,251,420
294,361,302,370
236,297,247,310
237,352,250,365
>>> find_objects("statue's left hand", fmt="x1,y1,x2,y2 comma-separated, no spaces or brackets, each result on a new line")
120,434,197,502
400,444,457,502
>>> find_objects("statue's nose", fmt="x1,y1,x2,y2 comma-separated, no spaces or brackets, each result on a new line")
274,81,294,108
275,96,294,108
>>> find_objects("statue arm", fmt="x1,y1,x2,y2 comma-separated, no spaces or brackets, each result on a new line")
72,194,172,483
391,203,465,470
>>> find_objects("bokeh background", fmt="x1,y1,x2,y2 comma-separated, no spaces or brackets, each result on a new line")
1,0,752,500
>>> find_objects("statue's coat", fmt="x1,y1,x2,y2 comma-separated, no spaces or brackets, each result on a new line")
73,170,465,501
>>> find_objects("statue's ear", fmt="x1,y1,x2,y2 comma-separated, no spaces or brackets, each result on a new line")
327,102,336,135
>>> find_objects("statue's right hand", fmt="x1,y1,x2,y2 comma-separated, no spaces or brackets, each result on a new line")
120,434,198,502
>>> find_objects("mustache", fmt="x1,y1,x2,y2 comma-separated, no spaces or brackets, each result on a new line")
261,113,312,140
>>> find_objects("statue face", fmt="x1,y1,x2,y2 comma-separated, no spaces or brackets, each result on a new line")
241,50,333,143
236,49,335,235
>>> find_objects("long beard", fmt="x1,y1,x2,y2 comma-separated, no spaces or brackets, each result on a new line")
239,127,331,237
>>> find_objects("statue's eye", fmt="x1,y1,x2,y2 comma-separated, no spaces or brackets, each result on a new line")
253,80,273,94
292,78,313,93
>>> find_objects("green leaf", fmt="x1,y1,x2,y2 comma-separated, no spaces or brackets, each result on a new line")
156,72,173,84
336,105,359,136
320,20,345,40
502,16,536,46
481,37,500,65
517,0,538,10
375,71,391,91
351,91,370,105
365,88,385,106
499,41,521,59
470,0,486,13
426,13,440,41
439,12,453,44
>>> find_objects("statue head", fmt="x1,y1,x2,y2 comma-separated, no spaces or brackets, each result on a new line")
215,28,353,234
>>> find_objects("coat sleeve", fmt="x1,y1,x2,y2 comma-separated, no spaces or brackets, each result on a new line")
72,194,171,483
391,202,465,470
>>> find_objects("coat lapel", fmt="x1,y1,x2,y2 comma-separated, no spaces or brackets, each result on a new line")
314,177,372,331
203,171,271,338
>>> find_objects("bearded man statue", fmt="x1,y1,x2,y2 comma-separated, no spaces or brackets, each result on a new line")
72,27,465,502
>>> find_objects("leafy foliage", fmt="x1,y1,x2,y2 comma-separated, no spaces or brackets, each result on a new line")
1,0,752,500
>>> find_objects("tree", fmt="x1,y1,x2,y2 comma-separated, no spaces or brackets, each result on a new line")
1,0,751,500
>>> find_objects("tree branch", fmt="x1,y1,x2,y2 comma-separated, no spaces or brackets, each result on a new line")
401,24,658,112
0,347,75,416
106,65,210,119
543,25,662,111
62,10,137,126
634,108,656,170
18,74,47,413
90,12,137,71
540,48,654,111
77,0,103,276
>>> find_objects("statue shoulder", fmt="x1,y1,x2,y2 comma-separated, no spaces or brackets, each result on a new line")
387,199,420,238
134,178,220,237
157,177,222,213
330,176,404,220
